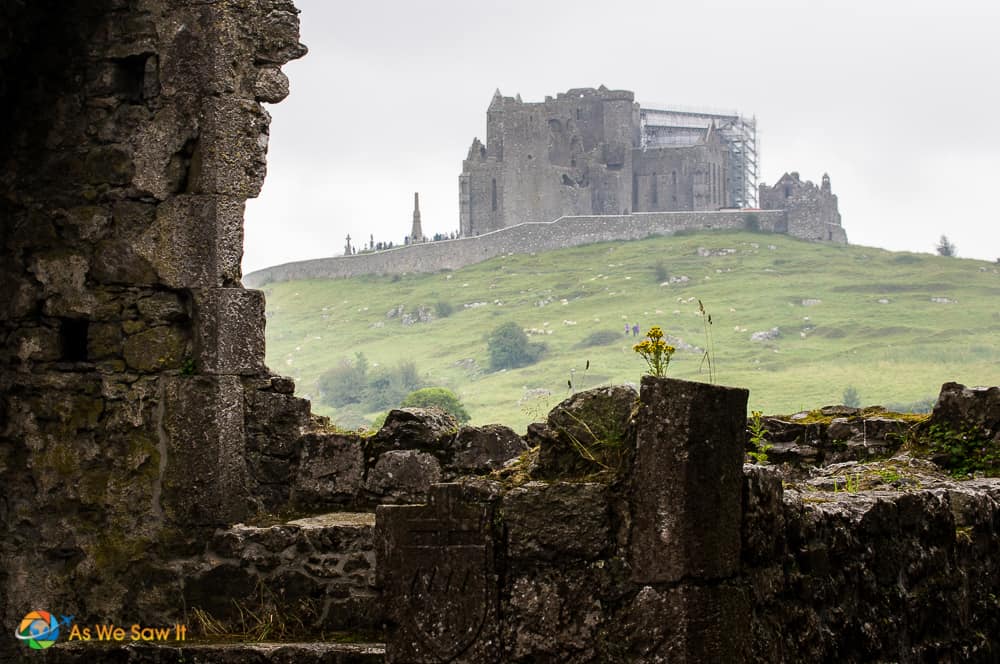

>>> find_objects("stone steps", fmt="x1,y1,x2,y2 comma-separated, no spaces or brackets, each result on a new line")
184,511,384,635
44,641,385,663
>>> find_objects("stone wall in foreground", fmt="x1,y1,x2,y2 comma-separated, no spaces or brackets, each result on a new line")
376,378,1000,663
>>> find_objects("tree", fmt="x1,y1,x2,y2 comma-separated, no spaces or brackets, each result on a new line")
936,235,956,257
363,360,423,411
402,387,471,423
487,321,544,371
317,352,368,407
842,385,861,409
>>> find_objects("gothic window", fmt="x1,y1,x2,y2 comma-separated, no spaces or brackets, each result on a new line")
491,178,497,211
651,174,658,207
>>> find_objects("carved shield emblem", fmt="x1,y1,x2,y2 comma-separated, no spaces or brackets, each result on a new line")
402,543,491,661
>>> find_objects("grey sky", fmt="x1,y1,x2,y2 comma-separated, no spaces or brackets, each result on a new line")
242,0,1000,273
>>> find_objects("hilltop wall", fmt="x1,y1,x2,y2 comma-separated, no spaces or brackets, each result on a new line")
245,209,788,286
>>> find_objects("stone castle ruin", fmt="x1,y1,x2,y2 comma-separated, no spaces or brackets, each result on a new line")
1,2,998,663
245,87,845,286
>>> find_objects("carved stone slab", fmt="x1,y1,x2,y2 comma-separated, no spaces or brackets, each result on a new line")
376,484,500,663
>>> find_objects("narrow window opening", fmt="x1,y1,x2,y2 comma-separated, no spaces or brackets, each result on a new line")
59,318,90,362
491,178,497,211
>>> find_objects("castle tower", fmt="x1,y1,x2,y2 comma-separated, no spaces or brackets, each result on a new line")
410,192,424,243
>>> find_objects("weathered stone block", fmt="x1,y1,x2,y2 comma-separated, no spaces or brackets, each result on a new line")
365,450,441,504
9,326,62,363
617,583,750,663
629,376,748,583
192,288,265,375
370,408,458,457
29,252,96,317
135,195,245,288
932,382,1000,436
535,384,637,478
450,423,527,473
161,375,252,527
290,433,364,509
504,481,609,561
122,325,186,372
136,292,188,324
376,483,500,664
254,66,290,103
190,97,270,198
504,566,612,661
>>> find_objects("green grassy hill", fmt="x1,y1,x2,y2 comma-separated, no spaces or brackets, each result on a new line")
259,231,1000,432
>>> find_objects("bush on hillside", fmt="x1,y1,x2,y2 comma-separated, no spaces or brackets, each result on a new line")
842,385,861,408
402,387,471,423
364,360,423,411
487,321,545,371
317,353,425,411
435,300,454,318
653,260,669,283
317,352,368,407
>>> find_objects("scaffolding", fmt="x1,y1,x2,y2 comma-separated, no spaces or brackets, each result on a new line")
639,108,759,208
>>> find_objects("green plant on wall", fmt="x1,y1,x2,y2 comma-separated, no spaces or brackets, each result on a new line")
925,423,998,477
747,410,772,465
633,326,675,377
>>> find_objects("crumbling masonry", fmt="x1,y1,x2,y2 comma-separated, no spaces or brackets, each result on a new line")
1,3,998,664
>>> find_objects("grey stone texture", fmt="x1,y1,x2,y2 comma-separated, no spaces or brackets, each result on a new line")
931,381,1000,441
450,423,527,474
290,432,366,509
364,449,443,504
189,511,382,632
629,376,749,583
744,468,1000,663
0,0,306,653
375,483,501,664
193,287,267,375
376,381,1000,663
161,375,253,527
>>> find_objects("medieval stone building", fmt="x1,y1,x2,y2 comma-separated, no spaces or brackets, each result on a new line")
459,86,757,236
760,171,846,243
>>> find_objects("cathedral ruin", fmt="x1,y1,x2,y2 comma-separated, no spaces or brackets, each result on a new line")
459,85,845,244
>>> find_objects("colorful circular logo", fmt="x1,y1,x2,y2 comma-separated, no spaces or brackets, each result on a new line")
16,611,61,649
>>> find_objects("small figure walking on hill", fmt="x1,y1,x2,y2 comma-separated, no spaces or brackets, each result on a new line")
632,323,640,337
625,323,630,336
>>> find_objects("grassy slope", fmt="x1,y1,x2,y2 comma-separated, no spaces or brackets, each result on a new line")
260,231,1000,433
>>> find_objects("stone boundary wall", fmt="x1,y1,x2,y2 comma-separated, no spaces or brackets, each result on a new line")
244,210,788,286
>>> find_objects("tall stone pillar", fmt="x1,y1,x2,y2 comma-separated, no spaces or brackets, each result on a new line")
627,375,751,662
411,191,424,242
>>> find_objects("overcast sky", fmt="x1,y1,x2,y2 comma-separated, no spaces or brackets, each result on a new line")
242,0,1000,273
